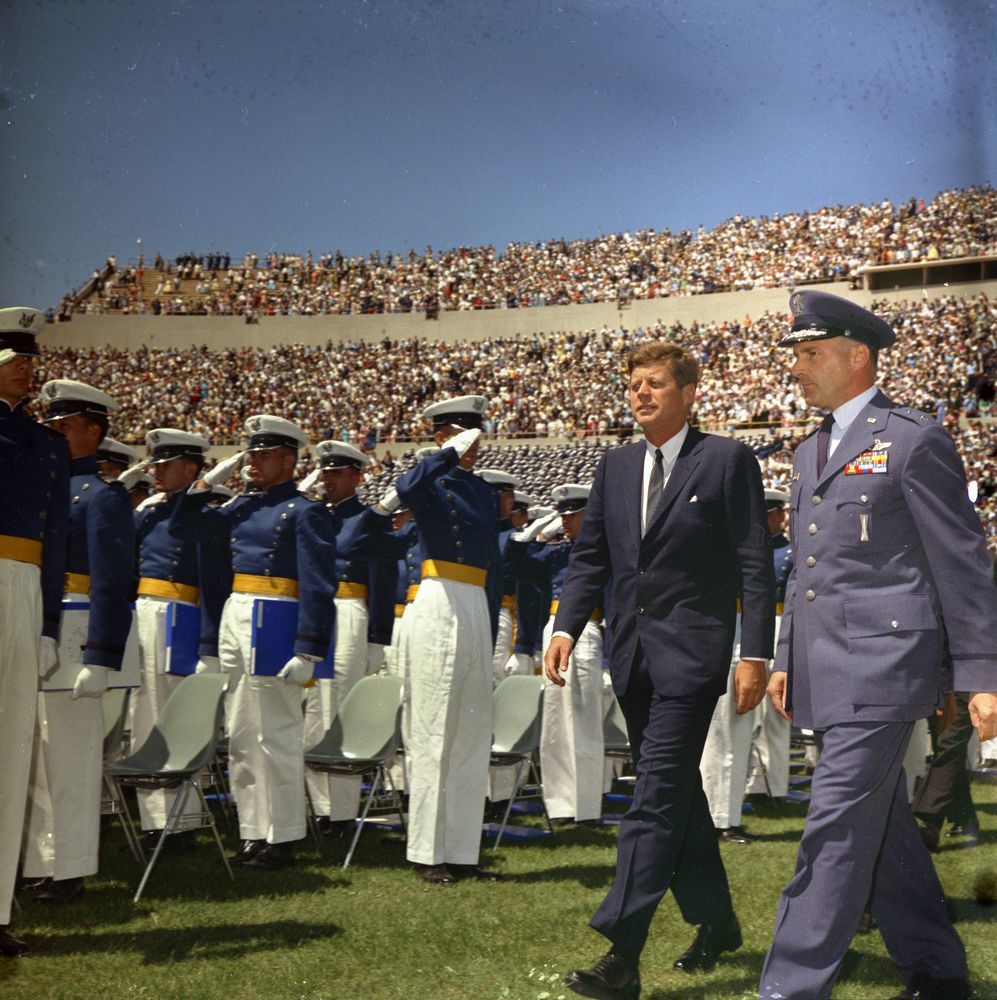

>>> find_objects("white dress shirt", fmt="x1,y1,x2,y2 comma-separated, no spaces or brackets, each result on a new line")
826,385,878,460
641,423,689,534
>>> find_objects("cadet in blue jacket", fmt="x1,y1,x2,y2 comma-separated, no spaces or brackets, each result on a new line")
760,291,997,1000
22,380,134,904
0,308,70,957
172,415,337,870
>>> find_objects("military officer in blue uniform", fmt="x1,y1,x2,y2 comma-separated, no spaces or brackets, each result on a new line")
21,380,134,903
509,500,554,677
0,307,70,957
306,439,396,831
366,396,500,883
760,291,997,1000
172,415,337,870
132,428,223,848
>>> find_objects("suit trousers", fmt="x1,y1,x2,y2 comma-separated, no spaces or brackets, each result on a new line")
0,559,42,924
590,649,733,956
913,694,978,830
760,721,967,1000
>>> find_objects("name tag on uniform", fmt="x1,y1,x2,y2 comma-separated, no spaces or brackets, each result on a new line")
844,451,888,475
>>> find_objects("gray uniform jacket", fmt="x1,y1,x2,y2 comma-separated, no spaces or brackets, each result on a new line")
777,389,997,729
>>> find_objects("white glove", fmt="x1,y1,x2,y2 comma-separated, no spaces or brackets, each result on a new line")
118,460,152,490
203,451,245,486
195,655,220,674
298,467,322,493
39,636,59,679
513,510,561,543
276,655,314,685
0,348,15,368
71,665,109,700
376,487,400,514
447,427,481,458
366,643,387,674
540,515,564,540
504,652,534,676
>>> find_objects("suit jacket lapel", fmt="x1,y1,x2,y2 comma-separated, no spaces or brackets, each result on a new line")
817,389,893,485
643,428,703,540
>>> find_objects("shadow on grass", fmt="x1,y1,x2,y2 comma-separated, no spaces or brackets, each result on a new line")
498,863,616,889
947,896,997,925
14,919,342,965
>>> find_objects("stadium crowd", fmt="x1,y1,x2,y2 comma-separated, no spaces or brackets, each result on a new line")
34,292,996,551
73,186,995,317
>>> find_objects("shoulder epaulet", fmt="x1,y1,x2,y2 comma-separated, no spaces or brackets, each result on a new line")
889,406,933,427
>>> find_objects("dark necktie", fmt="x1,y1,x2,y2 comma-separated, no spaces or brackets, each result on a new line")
644,448,664,533
816,414,834,476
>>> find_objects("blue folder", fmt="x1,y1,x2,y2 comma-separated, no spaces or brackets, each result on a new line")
165,601,201,676
250,599,335,678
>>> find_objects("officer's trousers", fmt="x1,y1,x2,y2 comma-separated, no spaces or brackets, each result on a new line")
304,595,367,820
0,559,41,924
22,685,103,880
540,615,605,822
404,576,491,866
133,595,202,829
220,592,306,845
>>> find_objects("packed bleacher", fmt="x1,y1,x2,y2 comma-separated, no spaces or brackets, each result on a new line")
35,291,997,554
68,186,995,317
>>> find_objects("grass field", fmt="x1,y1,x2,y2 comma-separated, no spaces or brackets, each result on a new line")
2,779,995,1000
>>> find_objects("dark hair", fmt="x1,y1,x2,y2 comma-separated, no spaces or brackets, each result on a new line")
625,342,699,386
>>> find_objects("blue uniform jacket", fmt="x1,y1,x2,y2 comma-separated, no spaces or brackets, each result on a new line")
778,389,997,727
171,479,338,659
0,398,70,639
136,490,231,657
330,494,398,647
772,533,794,607
66,455,135,668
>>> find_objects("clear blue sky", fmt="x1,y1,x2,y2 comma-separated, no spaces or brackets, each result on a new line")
1,0,994,310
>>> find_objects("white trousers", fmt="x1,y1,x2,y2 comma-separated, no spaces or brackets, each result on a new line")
304,596,367,820
385,606,413,794
22,685,103,880
133,595,202,829
404,577,492,866
701,652,754,828
489,605,519,802
540,616,605,822
220,592,305,844
0,559,42,924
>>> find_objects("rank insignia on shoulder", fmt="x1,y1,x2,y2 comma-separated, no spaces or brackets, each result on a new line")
845,451,888,475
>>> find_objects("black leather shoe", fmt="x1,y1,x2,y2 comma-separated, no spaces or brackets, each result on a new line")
34,877,85,904
449,864,504,881
317,818,355,838
717,826,756,844
17,876,50,892
673,914,742,972
230,839,266,866
890,971,972,999
240,841,294,870
1,927,29,958
413,863,457,884
564,950,640,999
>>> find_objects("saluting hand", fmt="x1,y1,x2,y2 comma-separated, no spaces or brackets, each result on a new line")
969,692,997,742
767,669,792,723
544,635,573,687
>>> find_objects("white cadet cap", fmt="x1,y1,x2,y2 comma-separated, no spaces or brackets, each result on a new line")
421,395,489,429
513,490,538,510
244,414,309,451
145,428,212,464
478,468,518,490
415,445,441,460
97,436,137,466
0,307,44,366
765,488,790,508
551,483,591,514
39,379,118,421
316,440,372,469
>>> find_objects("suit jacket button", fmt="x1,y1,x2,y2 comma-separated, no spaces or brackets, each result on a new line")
805,590,816,601
808,523,818,535
806,556,816,567
812,496,821,505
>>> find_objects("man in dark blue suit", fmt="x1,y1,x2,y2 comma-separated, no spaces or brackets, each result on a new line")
546,341,775,1000
759,291,997,1000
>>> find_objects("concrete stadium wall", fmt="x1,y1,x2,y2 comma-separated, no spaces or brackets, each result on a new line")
37,278,997,352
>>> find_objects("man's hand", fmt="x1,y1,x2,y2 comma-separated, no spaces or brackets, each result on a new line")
203,450,245,486
734,659,767,714
767,669,792,722
195,656,220,674
544,635,573,687
118,459,152,490
968,692,997,742
71,665,109,700
39,636,59,680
